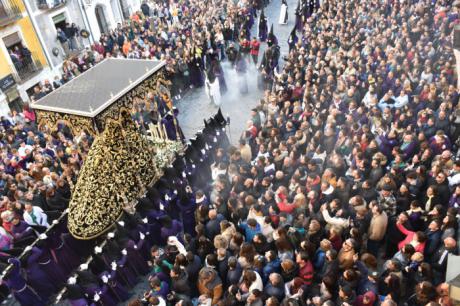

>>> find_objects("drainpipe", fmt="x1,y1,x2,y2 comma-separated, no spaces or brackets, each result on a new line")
78,0,95,43
22,0,53,68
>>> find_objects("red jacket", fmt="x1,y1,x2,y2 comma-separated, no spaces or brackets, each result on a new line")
298,260,314,285
247,125,257,138
397,223,426,253
250,40,260,55
277,193,295,214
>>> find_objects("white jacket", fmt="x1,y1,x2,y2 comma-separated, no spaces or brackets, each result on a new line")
23,206,49,227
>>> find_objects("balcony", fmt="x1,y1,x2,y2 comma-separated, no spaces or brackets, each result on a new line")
37,0,66,10
11,52,44,84
0,1,22,27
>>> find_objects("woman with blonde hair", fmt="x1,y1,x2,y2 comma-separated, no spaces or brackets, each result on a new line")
214,234,229,250
220,220,236,242
293,193,307,215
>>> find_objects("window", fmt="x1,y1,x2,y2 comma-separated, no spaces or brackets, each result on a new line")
3,32,25,60
3,32,22,49
52,12,66,30
3,32,42,82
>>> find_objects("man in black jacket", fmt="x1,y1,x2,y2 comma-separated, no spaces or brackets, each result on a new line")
424,219,442,261
226,43,238,66
264,273,285,302
321,249,339,281
431,237,457,285
141,1,150,16
170,266,192,297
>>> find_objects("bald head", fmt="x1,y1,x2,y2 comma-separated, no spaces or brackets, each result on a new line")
381,300,397,306
444,237,456,249
209,209,217,220
269,273,282,284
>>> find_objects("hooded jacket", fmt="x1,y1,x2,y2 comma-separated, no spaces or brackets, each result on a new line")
356,291,377,306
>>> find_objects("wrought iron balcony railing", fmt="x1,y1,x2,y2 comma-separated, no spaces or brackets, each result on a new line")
11,51,44,83
0,1,22,27
37,0,66,10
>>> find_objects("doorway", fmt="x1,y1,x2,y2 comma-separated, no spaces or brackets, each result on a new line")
52,12,67,31
2,32,36,79
95,5,109,35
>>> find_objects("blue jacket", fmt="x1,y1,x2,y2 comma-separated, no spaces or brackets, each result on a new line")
356,261,378,296
240,222,261,241
313,249,326,271
263,258,281,281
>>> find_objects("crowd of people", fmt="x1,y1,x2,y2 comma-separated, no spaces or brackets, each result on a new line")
0,101,90,303
129,0,460,305
29,0,270,104
0,106,228,305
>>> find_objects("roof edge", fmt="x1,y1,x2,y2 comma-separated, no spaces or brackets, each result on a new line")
31,59,166,118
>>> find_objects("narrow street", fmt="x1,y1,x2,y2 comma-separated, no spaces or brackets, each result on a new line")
176,0,298,143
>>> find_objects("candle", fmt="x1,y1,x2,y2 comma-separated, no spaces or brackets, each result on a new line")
157,125,162,139
162,124,168,140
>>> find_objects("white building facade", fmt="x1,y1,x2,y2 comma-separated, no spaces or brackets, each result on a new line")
0,0,142,117
22,0,142,80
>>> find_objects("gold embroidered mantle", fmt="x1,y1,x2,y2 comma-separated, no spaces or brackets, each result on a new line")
67,110,158,239
31,60,182,240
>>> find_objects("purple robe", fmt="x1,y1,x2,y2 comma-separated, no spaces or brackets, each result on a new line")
177,197,197,236
295,12,302,31
51,233,82,274
124,239,149,276
37,248,67,287
25,247,59,300
80,283,117,305
69,298,91,306
189,56,204,87
160,220,183,243
115,255,138,288
213,63,228,95
378,134,398,159
144,209,167,245
99,271,129,302
161,116,179,141
258,17,268,41
11,221,34,241
65,284,94,306
99,284,119,305
163,190,181,220
4,258,45,306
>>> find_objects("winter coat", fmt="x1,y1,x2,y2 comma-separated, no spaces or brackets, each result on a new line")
171,271,192,296
198,268,223,305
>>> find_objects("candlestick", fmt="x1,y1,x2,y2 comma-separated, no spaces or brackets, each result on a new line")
152,125,159,139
